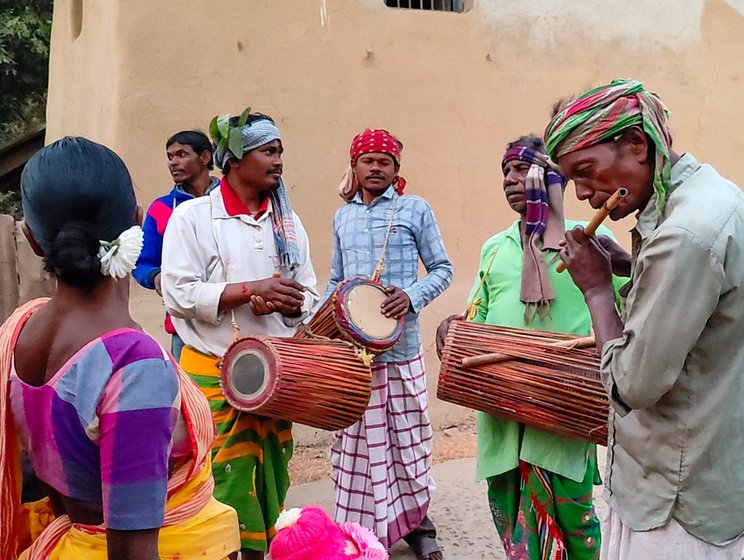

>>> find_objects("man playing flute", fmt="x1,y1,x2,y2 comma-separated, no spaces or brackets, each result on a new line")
547,79,744,560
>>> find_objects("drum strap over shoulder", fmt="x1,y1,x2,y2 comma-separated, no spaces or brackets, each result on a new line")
465,249,499,321
208,196,247,343
371,197,398,283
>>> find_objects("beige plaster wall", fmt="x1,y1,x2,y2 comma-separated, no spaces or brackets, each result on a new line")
46,0,744,440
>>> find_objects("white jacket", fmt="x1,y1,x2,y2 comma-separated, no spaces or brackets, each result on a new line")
161,186,319,356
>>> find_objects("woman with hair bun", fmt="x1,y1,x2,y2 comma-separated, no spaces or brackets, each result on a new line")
0,137,240,560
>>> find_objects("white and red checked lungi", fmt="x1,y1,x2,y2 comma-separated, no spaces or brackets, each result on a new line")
330,353,435,548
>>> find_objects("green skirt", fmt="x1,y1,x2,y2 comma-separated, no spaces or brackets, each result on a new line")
487,459,601,560
180,345,293,552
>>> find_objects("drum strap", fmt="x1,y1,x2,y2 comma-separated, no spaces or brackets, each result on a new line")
207,197,243,342
371,197,398,283
465,249,499,320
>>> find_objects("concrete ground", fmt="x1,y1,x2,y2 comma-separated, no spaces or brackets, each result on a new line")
286,452,609,559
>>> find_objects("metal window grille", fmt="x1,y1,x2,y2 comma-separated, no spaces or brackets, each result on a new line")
384,0,465,12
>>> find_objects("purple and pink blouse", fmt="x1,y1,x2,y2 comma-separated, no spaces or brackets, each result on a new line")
9,328,190,531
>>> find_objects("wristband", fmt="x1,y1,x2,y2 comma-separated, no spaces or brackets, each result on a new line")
241,281,250,301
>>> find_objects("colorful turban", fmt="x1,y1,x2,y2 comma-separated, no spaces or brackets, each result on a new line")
338,129,406,202
502,145,568,323
209,111,300,271
544,79,672,212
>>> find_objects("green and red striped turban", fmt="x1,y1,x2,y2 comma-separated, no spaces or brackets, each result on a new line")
544,79,672,212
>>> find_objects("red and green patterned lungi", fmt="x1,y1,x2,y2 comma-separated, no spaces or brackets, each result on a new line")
488,459,601,560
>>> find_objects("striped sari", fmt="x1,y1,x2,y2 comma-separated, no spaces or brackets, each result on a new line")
180,344,293,553
0,299,240,560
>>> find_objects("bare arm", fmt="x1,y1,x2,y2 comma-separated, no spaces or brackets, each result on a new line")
107,528,160,560
217,277,305,315
582,284,625,352
561,225,724,414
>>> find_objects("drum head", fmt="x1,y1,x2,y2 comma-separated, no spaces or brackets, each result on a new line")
231,350,269,397
220,338,276,411
345,283,398,340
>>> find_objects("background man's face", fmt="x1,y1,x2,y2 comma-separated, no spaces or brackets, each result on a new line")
353,152,397,195
502,159,531,215
166,142,207,185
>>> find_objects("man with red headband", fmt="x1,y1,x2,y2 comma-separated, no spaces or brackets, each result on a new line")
324,129,452,560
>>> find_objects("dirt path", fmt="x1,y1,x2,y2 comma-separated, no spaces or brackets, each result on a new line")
288,420,478,485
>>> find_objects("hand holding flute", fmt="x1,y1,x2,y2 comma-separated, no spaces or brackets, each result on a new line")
556,187,628,273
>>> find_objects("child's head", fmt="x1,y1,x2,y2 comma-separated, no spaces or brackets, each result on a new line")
270,506,388,560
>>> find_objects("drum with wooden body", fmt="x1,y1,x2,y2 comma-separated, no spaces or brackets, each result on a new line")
297,277,404,354
437,320,609,446
220,336,372,431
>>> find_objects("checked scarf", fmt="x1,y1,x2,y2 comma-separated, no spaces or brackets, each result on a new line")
211,114,301,272
544,79,672,212
502,146,567,323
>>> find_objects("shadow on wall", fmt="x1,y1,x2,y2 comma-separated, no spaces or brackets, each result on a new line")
0,215,55,323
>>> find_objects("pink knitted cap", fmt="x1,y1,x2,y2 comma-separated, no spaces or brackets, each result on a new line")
269,506,388,560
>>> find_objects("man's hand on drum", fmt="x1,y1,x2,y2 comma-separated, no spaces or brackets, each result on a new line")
381,285,411,320
435,314,462,359
247,274,305,317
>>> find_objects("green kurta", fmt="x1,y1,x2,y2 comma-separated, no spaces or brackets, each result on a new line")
471,219,625,483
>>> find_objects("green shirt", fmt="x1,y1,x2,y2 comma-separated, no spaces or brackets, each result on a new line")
472,219,623,483
601,154,744,545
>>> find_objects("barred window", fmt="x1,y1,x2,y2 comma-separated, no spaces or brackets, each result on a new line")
384,0,466,12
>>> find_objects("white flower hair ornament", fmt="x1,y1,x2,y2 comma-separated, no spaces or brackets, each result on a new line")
97,225,144,279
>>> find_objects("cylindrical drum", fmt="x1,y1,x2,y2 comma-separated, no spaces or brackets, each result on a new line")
297,277,404,354
220,336,372,431
437,320,609,446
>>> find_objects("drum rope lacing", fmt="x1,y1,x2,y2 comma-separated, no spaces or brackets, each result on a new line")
298,196,399,366
210,194,392,368
296,322,374,367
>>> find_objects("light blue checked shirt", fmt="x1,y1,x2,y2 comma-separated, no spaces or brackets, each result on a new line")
323,186,453,362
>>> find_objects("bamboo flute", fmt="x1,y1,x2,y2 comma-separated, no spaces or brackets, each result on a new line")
461,335,595,368
556,187,628,273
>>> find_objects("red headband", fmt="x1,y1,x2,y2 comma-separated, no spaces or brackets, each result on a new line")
350,129,403,165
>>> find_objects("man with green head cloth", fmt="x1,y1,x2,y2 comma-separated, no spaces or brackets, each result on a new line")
162,110,319,559
544,79,744,559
